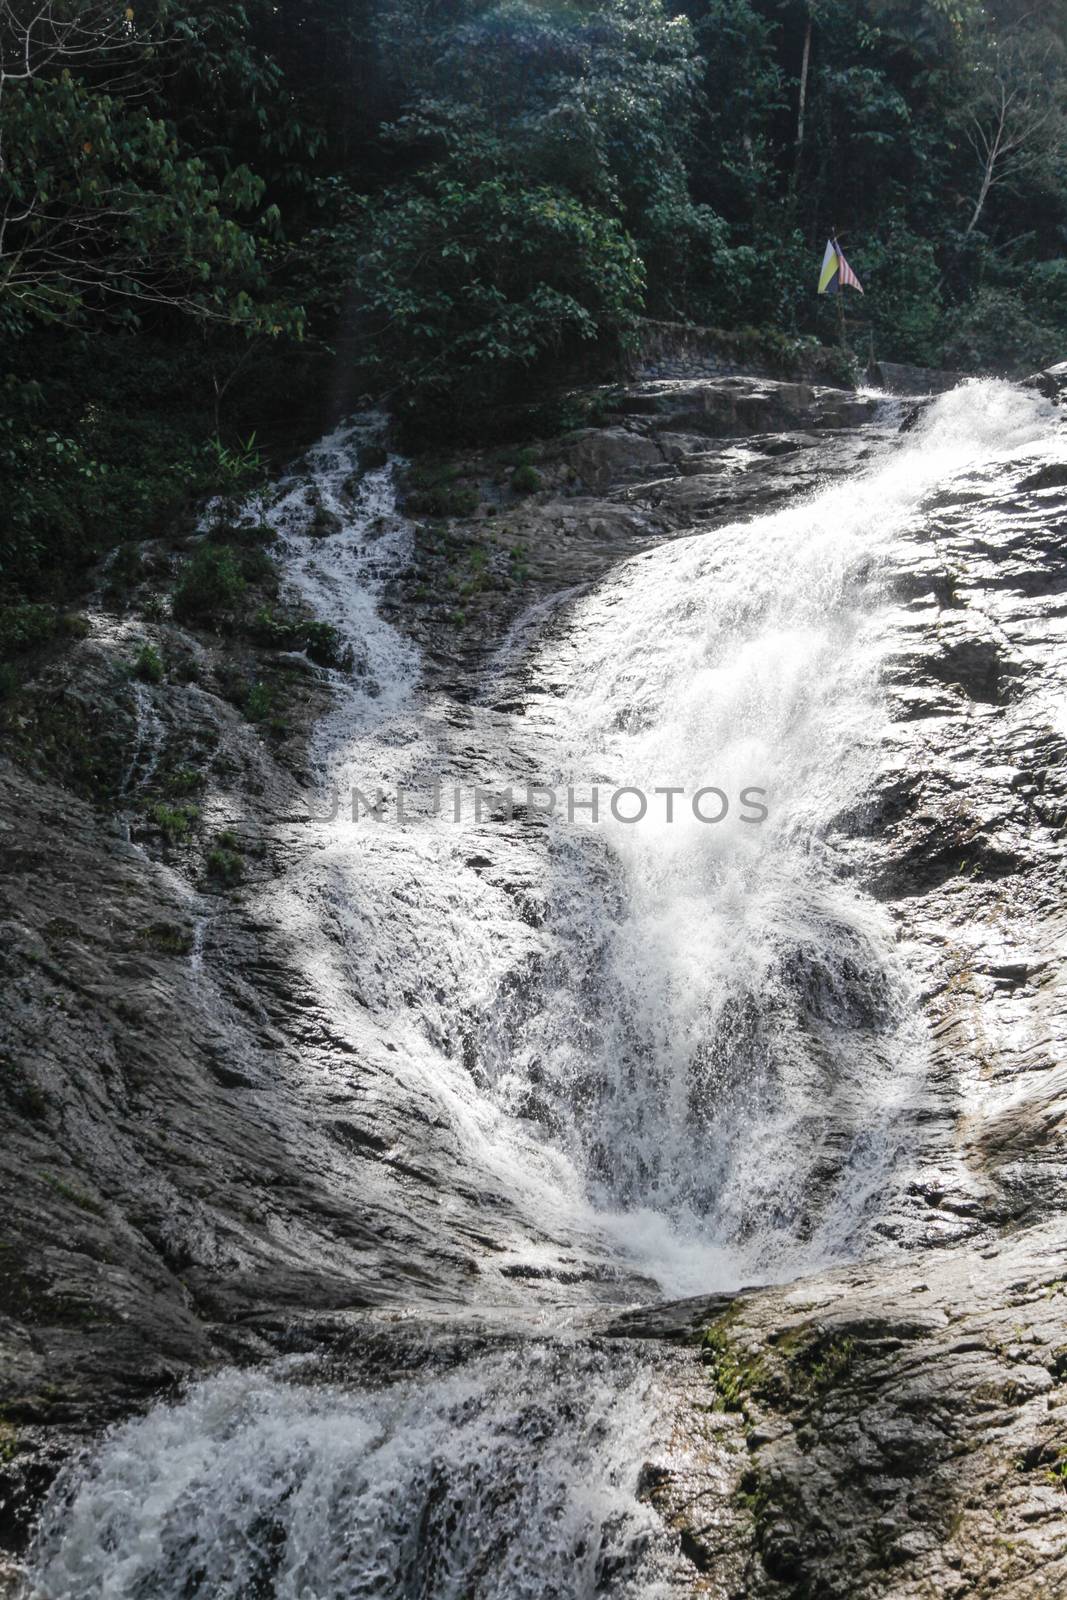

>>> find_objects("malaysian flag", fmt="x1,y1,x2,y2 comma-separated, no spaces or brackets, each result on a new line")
818,237,864,295
835,239,864,293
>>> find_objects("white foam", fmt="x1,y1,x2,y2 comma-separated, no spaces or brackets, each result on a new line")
24,1350,673,1600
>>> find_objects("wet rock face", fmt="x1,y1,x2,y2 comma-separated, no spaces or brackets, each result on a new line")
868,360,967,396
587,374,1067,1596
392,375,895,680
613,374,880,437
3,372,1067,1591
1025,359,1067,403
857,425,1067,1244
608,1219,1067,1600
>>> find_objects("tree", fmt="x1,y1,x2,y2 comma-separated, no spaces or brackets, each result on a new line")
793,2,814,190
961,26,1066,236
353,174,645,430
0,1,296,330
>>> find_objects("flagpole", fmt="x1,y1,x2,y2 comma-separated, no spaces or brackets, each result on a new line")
833,229,847,348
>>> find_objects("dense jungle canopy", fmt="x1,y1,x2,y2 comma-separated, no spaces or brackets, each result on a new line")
2,0,1067,600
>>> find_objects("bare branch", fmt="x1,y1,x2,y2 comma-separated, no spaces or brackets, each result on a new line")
962,25,1066,236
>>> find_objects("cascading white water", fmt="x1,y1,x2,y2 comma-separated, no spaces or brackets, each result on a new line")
24,1346,676,1600
482,380,1053,1287
20,380,1059,1599
223,384,1054,1296
263,419,422,718
248,423,609,1265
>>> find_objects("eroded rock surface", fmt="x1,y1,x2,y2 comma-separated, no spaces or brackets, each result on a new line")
3,372,1067,1596
609,1219,1067,1599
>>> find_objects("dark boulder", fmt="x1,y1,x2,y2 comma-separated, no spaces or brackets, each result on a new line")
867,360,966,395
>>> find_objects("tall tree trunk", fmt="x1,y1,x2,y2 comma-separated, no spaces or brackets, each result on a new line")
965,95,1008,238
792,7,813,192
965,162,995,236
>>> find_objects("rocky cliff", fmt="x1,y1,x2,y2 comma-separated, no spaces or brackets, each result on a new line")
3,369,1067,1595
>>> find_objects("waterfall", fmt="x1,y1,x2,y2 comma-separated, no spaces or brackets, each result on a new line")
20,380,1057,1599
229,383,1052,1298
23,1348,676,1600
481,379,1054,1288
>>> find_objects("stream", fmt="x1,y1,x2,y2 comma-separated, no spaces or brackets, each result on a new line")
21,379,1056,1598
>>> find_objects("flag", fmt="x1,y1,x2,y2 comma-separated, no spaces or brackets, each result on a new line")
835,240,864,294
818,237,864,295
817,239,839,295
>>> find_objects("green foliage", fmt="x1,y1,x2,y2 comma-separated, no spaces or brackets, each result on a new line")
0,334,311,601
785,1330,857,1397
248,607,301,651
132,644,164,685
405,471,481,518
0,689,125,799
849,224,946,365
243,681,273,722
172,546,247,628
0,2,300,335
0,0,316,606
249,607,348,667
149,802,200,843
940,284,1066,373
206,839,245,885
700,1317,765,1413
510,462,542,495
206,433,266,492
0,603,57,661
357,175,645,428
161,764,208,797
2,0,1067,598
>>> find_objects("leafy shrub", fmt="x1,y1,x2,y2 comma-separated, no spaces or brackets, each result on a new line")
204,432,265,492
1029,259,1067,330
405,465,480,518
0,602,57,660
132,644,164,684
357,175,644,433
206,841,244,885
244,681,273,721
510,462,542,494
59,613,90,640
849,224,945,366
172,545,247,626
248,606,299,650
305,621,347,667
236,546,276,586
2,690,125,798
248,607,346,666
939,286,1064,375
149,802,200,842
407,483,480,518
159,763,207,796
640,197,759,327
